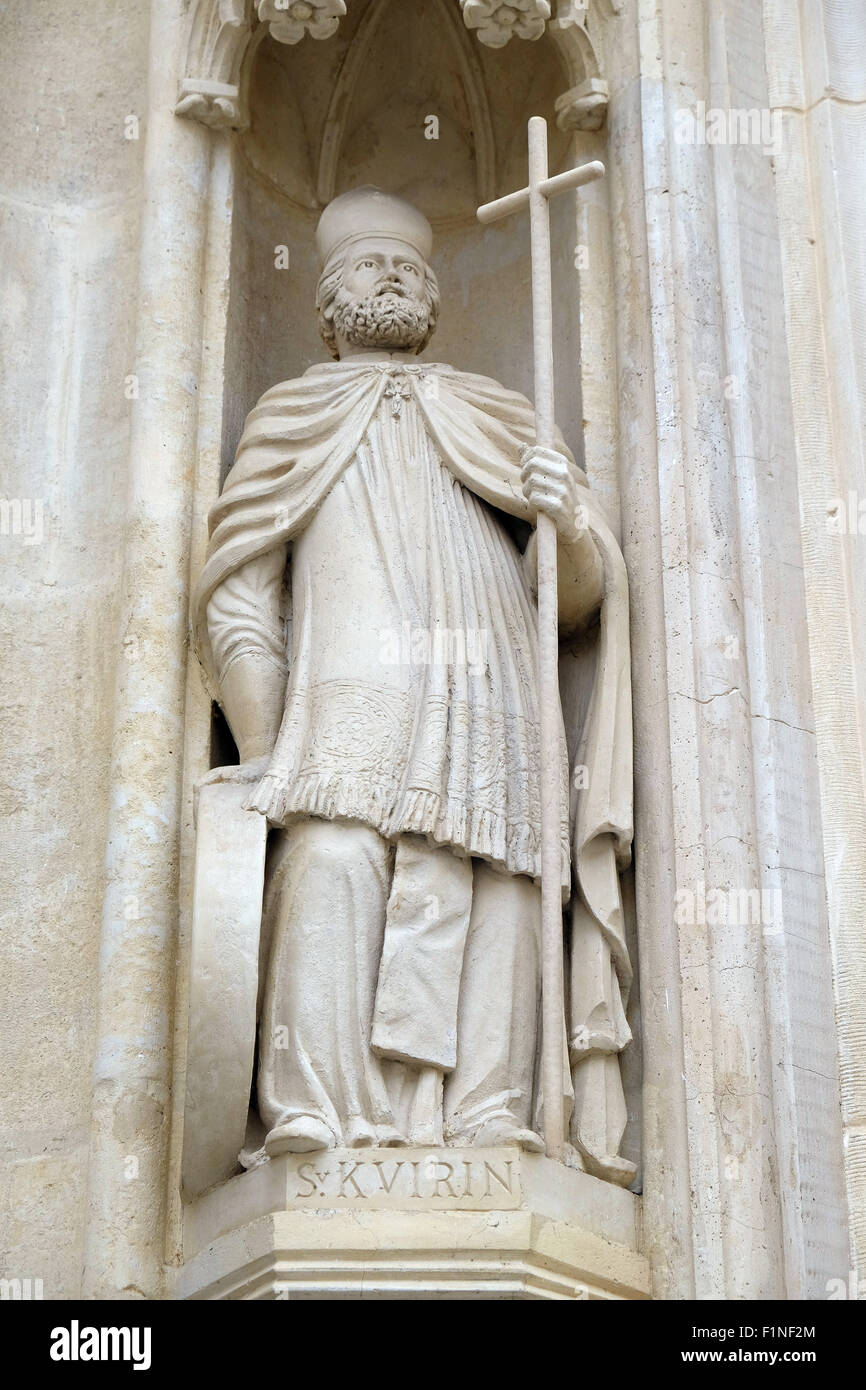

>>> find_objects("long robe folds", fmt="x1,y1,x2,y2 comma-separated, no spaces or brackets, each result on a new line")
193,360,636,1182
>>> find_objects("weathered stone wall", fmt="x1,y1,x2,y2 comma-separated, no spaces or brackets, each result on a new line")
1,0,863,1302
764,0,866,1282
601,0,851,1298
0,0,148,1299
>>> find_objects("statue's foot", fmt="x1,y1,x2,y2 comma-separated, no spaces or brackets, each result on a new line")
344,1118,377,1148
574,1145,638,1188
467,1117,545,1152
345,1118,406,1148
264,1116,334,1156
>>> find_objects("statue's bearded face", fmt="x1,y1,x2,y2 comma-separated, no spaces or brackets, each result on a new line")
317,236,440,358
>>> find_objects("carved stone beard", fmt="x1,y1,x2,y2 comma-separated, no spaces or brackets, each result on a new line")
332,283,431,353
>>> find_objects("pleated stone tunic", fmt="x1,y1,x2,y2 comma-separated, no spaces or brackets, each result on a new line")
244,378,556,883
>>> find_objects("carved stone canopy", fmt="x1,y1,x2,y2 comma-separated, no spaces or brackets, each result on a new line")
175,0,609,133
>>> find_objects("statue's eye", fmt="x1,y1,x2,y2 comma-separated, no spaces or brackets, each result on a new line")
359,260,376,269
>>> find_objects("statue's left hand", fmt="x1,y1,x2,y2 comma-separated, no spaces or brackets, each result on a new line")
197,755,271,789
520,445,583,539
193,755,271,819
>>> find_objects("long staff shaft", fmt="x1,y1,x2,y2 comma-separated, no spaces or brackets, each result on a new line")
528,116,565,1160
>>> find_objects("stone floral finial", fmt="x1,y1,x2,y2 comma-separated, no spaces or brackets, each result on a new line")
258,0,346,46
460,0,552,49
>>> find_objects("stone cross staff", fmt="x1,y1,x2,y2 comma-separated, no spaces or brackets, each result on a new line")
477,117,604,1160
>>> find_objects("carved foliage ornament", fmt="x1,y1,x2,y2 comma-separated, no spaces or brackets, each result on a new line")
256,0,585,51
258,0,346,45
460,0,551,49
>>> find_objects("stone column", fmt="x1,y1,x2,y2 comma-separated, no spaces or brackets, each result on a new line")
164,128,237,1271
602,1,695,1294
602,0,849,1298
763,0,866,1285
0,0,150,1299
83,0,212,1299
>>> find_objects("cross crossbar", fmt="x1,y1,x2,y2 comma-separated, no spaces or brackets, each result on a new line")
477,158,605,226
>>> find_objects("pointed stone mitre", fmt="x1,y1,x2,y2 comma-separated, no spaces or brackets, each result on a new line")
316,187,434,272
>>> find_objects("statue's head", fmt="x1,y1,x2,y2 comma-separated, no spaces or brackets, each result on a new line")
315,188,440,359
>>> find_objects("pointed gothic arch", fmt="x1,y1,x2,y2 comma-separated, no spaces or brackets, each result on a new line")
175,0,610,133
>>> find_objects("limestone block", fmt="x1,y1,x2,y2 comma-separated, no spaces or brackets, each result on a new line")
176,1146,649,1299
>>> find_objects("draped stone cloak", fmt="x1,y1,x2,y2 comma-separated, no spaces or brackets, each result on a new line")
192,359,635,1183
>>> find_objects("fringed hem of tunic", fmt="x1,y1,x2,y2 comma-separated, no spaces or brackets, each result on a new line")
246,769,571,892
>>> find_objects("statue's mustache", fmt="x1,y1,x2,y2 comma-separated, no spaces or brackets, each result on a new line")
374,280,408,297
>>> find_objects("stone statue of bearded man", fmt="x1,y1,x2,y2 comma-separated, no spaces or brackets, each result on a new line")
193,187,636,1185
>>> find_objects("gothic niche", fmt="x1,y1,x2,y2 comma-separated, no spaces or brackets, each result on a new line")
181,0,641,1216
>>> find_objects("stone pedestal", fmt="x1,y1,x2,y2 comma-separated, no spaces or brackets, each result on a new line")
175,1146,649,1300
